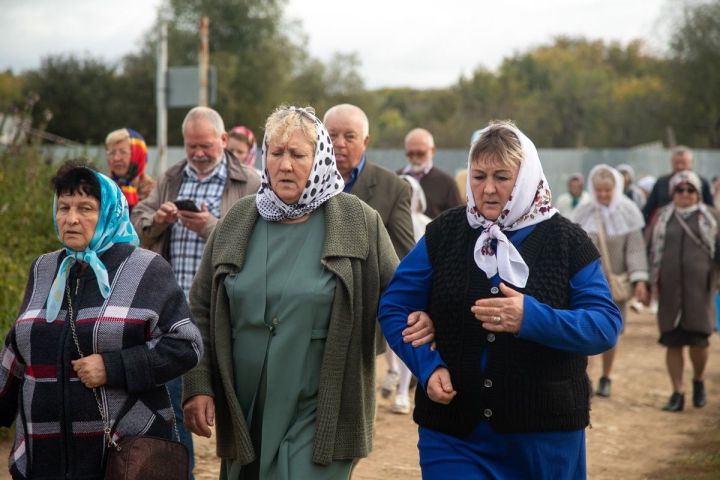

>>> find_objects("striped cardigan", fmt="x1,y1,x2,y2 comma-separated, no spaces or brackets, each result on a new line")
0,244,203,479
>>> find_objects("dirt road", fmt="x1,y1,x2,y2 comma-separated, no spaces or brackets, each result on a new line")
2,309,718,479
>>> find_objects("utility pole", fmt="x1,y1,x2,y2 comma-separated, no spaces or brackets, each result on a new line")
156,20,168,175
198,16,210,107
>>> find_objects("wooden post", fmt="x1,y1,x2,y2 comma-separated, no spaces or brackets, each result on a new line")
156,21,168,175
198,16,210,107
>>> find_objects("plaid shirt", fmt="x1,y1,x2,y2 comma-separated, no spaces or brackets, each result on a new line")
170,159,227,297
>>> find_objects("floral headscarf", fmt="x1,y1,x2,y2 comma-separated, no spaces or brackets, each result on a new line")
571,164,644,236
255,107,344,222
649,170,716,285
110,128,147,208
46,169,140,322
466,124,557,287
229,125,258,168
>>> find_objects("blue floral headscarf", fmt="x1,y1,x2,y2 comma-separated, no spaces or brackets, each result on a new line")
46,169,139,322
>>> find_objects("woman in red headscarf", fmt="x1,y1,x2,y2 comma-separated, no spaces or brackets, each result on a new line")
105,128,156,210
227,125,259,172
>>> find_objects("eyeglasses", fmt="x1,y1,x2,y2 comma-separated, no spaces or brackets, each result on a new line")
406,150,429,159
106,149,130,157
674,187,697,194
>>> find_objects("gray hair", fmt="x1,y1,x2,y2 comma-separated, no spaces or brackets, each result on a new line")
405,128,435,148
323,103,369,138
671,145,693,160
182,106,225,138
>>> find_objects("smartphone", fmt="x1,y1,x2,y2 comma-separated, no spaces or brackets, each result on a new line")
174,199,200,212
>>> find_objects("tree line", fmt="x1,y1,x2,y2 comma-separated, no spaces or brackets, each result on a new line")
1,0,719,149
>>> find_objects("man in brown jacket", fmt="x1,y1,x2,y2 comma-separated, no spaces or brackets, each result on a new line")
132,106,260,290
130,106,260,477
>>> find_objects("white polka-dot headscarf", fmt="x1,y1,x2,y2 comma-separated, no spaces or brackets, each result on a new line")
255,107,345,222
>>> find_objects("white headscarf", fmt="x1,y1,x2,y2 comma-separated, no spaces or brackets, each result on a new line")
616,163,635,183
255,107,344,222
398,174,427,215
466,124,558,287
571,164,645,236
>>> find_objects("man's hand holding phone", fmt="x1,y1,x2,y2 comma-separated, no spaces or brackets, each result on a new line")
177,200,211,234
154,201,180,224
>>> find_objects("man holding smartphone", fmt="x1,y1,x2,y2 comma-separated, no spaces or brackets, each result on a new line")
131,107,260,477
133,106,260,296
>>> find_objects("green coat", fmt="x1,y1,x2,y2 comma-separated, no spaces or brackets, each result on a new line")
183,193,399,466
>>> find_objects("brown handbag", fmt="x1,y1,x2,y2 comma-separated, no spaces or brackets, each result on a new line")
594,209,633,303
66,289,190,480
104,435,189,480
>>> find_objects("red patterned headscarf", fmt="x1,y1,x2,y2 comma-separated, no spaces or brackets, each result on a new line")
229,125,258,167
110,128,147,208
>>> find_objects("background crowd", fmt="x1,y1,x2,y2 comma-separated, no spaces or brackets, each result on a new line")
1,101,718,479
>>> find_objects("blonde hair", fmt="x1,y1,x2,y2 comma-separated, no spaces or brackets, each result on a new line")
264,106,317,148
591,167,616,189
105,128,130,147
470,120,523,168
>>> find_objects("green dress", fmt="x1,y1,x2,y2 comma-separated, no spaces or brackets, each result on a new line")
222,208,352,480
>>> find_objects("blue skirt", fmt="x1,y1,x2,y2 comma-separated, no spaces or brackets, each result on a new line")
418,421,586,479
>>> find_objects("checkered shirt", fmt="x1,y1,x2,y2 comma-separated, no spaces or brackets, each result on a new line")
170,158,227,297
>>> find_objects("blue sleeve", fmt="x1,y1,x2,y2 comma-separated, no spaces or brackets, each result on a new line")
378,237,446,388
517,259,622,355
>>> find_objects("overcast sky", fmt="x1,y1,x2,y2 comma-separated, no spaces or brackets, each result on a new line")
1,0,674,89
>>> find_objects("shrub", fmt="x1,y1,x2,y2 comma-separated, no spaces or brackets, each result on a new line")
0,146,59,336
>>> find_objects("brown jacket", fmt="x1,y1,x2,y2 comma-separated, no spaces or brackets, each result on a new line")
131,151,260,258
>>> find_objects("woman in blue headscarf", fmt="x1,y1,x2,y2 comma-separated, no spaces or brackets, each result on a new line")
0,160,203,479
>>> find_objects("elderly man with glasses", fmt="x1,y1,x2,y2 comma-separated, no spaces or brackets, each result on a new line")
398,128,462,219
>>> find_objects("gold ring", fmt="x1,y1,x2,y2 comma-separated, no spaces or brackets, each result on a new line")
492,315,501,324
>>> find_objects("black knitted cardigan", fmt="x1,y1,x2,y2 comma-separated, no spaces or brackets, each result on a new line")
414,207,599,435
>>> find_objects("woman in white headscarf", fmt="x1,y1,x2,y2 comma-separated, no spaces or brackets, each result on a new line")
571,164,648,398
616,163,647,210
182,106,433,479
379,121,622,479
646,170,720,412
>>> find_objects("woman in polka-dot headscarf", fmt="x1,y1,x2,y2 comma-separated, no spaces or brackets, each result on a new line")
183,105,414,477
254,106,344,221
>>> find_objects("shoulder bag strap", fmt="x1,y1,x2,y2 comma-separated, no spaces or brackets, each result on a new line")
594,208,614,278
673,211,712,257
65,288,180,448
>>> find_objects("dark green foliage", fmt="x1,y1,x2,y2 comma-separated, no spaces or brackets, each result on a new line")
0,147,59,336
668,0,720,147
7,1,720,148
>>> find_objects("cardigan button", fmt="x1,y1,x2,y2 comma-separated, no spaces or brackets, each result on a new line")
490,286,499,294
487,333,496,342
484,408,493,418
484,379,493,388
272,317,279,325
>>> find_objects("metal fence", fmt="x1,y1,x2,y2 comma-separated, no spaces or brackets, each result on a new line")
39,145,720,195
